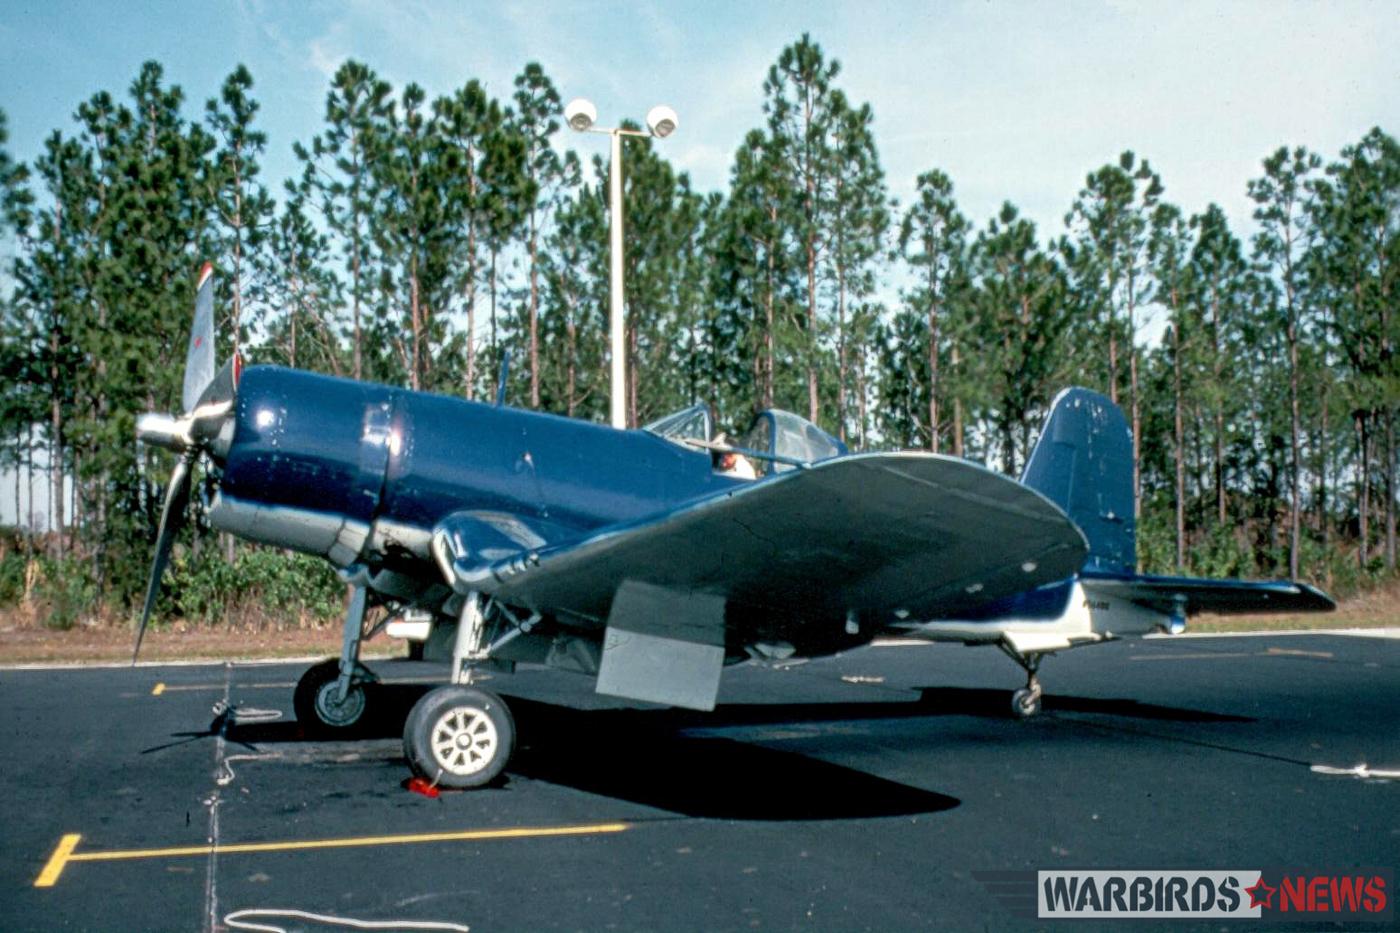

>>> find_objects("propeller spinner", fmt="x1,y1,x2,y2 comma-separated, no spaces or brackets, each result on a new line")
132,264,239,663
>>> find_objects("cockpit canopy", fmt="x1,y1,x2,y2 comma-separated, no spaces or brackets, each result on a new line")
644,403,847,476
738,409,847,474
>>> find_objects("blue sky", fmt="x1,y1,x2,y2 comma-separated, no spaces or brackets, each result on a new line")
1,0,1397,525
4,0,1397,242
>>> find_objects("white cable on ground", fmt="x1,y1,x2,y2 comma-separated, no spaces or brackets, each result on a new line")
1310,763,1400,780
224,908,470,932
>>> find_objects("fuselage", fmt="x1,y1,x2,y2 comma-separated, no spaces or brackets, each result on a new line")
208,365,741,585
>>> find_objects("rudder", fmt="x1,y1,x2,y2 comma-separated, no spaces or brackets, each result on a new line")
1020,388,1135,573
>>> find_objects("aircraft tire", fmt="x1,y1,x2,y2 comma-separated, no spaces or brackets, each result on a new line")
403,685,515,789
1011,687,1042,719
294,658,371,737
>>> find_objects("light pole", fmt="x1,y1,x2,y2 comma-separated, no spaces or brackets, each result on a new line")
564,98,678,429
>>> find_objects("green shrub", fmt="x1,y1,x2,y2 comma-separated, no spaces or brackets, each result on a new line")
0,550,25,606
168,544,344,626
30,556,98,631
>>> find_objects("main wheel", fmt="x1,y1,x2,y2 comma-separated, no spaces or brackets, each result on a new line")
1011,686,1042,719
294,659,371,736
403,685,515,789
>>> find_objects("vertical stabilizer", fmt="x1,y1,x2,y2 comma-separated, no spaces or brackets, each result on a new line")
1020,388,1135,573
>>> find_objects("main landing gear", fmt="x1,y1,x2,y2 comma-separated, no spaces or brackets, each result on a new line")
998,639,1046,719
402,590,515,789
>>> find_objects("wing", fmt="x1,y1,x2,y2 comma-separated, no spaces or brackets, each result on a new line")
436,452,1088,624
1080,571,1336,616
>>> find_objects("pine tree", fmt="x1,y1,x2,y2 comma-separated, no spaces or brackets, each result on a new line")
434,81,504,400
1065,153,1162,519
205,64,274,360
511,64,576,409
1189,205,1249,532
827,93,888,442
1148,203,1197,569
898,169,968,453
968,203,1070,474
764,33,840,422
298,61,392,381
1248,146,1322,578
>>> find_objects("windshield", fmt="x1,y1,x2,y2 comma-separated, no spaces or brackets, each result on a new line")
642,403,712,447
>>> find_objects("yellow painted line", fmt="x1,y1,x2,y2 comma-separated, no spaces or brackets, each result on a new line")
150,683,165,696
156,678,439,694
35,834,82,887
35,822,628,887
155,682,293,693
1265,647,1334,659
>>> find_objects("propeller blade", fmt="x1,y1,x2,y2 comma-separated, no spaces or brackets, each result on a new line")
182,263,217,413
132,453,195,665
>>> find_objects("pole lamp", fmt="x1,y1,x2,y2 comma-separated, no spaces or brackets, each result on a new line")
564,97,678,429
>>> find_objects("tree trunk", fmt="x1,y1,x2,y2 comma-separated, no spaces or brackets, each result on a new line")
529,209,540,409
951,342,964,458
835,217,848,443
1173,315,1185,571
1287,317,1301,578
1128,275,1140,524
26,424,36,536
806,235,819,423
627,318,638,428
352,248,363,381
764,219,776,411
1386,407,1396,572
928,270,940,453
856,346,868,449
1357,413,1369,569
409,266,422,391
464,167,478,401
50,347,64,561
489,249,499,400
1212,290,1225,525
1107,287,1118,404
566,292,578,418
1319,385,1330,549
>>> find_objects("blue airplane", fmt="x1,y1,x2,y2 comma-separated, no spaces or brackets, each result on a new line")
134,268,1334,788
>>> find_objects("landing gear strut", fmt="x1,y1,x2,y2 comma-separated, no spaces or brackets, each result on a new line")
402,591,516,789
294,584,379,736
998,639,1045,719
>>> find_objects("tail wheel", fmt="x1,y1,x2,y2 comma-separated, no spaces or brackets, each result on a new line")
294,659,371,736
403,685,515,789
1011,686,1042,719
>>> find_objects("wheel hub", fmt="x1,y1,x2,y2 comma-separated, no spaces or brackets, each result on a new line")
315,680,366,727
431,706,499,776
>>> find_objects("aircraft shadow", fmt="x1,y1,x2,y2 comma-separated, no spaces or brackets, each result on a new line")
169,683,1245,819
913,687,1255,724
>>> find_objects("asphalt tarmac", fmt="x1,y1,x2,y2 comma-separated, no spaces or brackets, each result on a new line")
1,631,1396,932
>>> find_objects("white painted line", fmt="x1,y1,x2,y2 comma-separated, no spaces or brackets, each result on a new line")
1149,627,1400,640
1129,652,1254,661
1310,763,1400,780
1264,647,1333,659
0,652,402,672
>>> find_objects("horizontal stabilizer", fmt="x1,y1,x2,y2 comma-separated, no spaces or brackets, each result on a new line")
1080,571,1336,616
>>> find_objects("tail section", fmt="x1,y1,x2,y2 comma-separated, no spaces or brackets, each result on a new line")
1020,388,1135,574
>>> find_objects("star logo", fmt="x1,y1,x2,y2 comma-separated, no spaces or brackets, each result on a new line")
1246,876,1275,909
